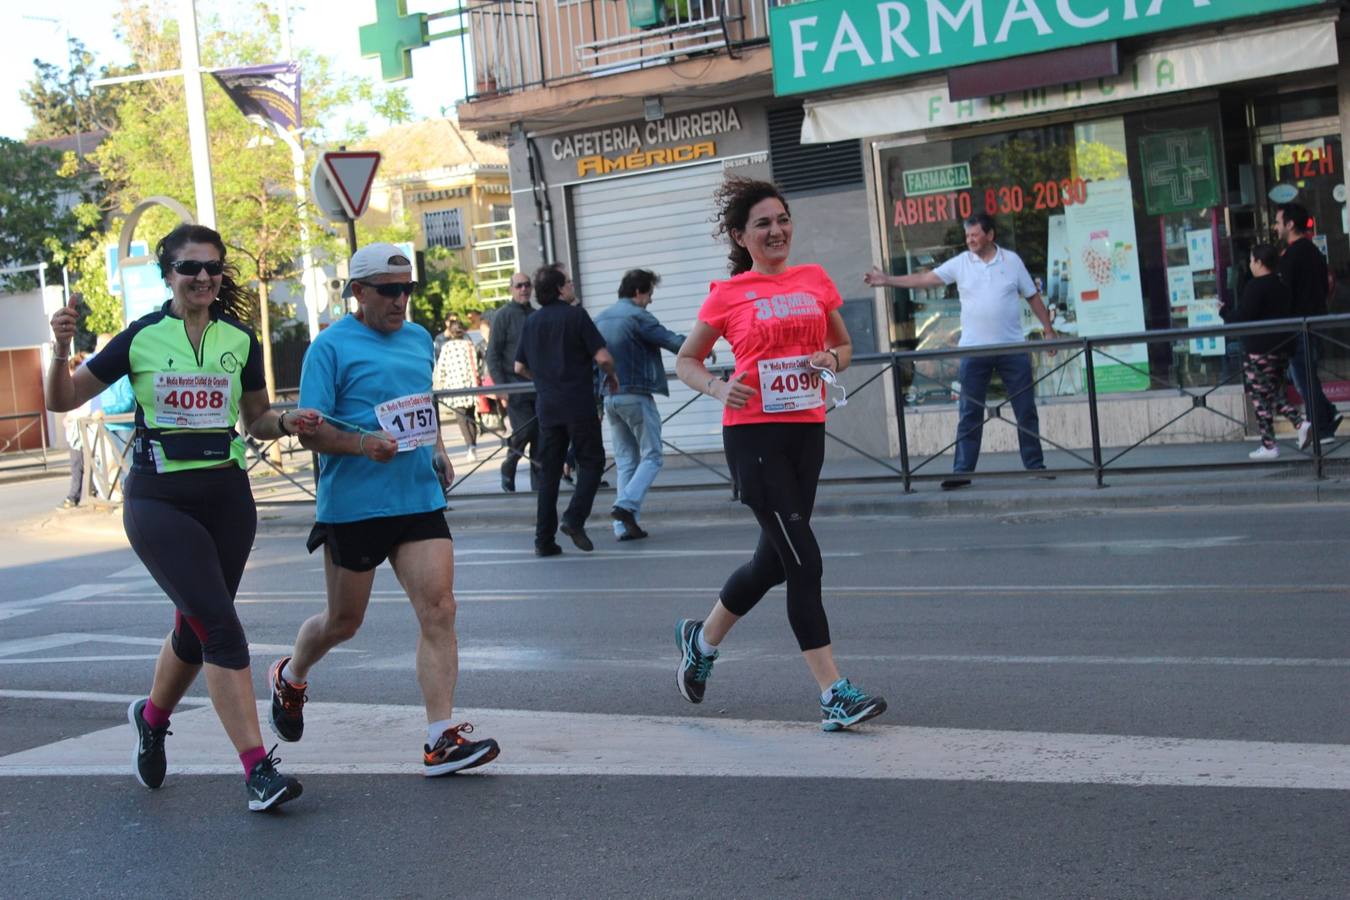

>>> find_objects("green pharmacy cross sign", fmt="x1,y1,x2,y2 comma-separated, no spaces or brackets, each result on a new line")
359,0,468,83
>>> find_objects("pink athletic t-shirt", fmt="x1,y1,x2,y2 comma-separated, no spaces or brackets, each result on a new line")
697,264,843,426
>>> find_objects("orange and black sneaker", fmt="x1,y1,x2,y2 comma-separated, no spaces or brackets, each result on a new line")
423,722,500,777
268,657,307,743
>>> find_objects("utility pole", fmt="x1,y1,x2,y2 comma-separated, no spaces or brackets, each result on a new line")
275,0,323,343
176,0,216,228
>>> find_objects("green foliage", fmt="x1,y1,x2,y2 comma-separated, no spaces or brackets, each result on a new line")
0,138,79,292
414,248,478,331
21,1,434,344
20,37,138,142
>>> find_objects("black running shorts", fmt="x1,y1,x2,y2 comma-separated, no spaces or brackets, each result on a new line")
306,511,452,572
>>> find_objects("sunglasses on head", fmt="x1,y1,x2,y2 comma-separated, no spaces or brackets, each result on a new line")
170,259,224,277
357,280,418,298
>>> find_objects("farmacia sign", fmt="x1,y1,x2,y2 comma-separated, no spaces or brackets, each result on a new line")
770,0,1324,96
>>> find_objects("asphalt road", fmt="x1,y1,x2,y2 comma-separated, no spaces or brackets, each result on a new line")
1,475,1347,898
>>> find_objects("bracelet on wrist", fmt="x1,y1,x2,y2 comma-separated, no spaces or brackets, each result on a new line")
359,432,369,454
277,411,292,436
826,348,841,368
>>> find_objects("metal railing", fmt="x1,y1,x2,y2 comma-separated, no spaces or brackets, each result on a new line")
429,315,1350,496
65,316,1349,505
0,411,51,471
461,0,772,99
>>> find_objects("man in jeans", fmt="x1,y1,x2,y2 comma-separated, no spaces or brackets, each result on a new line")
1275,202,1342,447
865,213,1058,489
594,269,689,541
486,272,539,492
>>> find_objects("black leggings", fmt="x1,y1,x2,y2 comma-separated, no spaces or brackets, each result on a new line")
123,466,257,670
720,423,829,652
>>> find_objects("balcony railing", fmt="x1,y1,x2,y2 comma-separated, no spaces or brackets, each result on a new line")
462,0,773,100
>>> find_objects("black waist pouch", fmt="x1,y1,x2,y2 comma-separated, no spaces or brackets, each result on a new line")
151,430,234,461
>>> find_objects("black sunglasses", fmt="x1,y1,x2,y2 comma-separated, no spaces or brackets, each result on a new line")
357,280,418,298
170,259,224,277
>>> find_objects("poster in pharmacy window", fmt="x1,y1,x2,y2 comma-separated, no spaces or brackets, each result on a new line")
1063,175,1151,393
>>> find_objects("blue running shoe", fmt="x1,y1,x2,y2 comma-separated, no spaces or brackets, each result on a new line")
820,679,887,731
676,619,718,704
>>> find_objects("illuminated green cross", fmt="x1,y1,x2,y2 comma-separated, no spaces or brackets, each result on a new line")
359,0,467,83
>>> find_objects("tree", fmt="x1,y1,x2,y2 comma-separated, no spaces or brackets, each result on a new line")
414,246,476,332
0,138,79,292
20,37,138,142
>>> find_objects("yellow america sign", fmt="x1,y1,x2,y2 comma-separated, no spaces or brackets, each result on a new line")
576,141,717,178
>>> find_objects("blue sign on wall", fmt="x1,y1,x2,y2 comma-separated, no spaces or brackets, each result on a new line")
120,261,171,322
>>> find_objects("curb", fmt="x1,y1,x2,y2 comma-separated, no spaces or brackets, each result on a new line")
26,474,1350,541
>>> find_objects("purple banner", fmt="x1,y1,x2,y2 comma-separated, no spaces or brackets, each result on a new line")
213,62,302,134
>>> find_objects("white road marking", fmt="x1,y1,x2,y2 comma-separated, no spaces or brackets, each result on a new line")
0,633,353,664
0,689,208,705
0,700,1347,789
107,564,147,579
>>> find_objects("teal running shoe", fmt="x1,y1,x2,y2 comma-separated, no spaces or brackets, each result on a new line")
676,619,718,704
820,679,887,731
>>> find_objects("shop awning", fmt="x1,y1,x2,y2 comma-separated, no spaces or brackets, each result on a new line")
801,17,1338,145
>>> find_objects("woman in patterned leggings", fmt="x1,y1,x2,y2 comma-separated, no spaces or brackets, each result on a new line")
1230,243,1304,460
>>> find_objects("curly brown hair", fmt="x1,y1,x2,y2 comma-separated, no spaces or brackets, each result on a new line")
713,176,791,276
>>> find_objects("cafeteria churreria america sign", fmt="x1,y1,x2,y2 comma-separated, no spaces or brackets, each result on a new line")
769,0,1326,96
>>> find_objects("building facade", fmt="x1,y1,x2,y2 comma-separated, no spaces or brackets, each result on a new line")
455,0,1348,459
359,117,515,305
774,0,1350,420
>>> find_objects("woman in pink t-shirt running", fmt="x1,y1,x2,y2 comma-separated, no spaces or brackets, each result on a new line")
671,176,887,732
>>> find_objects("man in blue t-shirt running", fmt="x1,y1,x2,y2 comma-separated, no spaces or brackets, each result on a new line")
267,243,500,777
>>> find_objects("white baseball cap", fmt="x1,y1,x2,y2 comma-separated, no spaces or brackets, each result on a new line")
344,243,414,297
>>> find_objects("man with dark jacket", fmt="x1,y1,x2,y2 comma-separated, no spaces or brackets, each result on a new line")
486,272,539,491
1276,203,1341,445
515,264,618,556
593,269,686,541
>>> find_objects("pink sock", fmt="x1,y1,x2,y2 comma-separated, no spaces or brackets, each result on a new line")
240,745,267,778
142,698,171,730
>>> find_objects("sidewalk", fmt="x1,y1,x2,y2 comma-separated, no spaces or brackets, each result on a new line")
20,433,1349,540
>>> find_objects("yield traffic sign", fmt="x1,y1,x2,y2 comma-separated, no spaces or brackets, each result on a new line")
320,151,382,219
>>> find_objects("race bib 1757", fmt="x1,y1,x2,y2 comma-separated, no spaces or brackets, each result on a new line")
375,392,438,451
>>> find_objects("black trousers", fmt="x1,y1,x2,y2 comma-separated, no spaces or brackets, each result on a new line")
719,423,830,652
123,467,257,669
501,392,539,486
535,417,604,547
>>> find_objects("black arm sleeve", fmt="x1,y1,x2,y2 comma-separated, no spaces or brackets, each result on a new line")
241,332,266,392
84,326,136,385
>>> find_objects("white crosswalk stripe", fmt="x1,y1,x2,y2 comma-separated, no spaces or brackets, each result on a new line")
1,698,1348,789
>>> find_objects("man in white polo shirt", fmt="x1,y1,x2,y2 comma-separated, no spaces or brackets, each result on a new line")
865,213,1057,489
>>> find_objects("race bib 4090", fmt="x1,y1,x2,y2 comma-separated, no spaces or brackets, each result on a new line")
757,356,824,414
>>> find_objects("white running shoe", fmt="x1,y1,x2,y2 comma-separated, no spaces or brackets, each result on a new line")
1249,445,1280,460
1297,421,1311,450
463,447,478,462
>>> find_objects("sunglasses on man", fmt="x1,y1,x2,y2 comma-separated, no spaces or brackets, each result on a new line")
356,281,418,298
169,259,225,277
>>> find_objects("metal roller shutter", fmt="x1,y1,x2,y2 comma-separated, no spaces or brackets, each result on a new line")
570,163,731,454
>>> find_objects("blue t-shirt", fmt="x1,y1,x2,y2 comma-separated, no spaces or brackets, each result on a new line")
300,315,446,523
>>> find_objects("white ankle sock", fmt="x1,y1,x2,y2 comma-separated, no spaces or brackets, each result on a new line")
697,630,718,656
281,662,304,686
427,718,455,746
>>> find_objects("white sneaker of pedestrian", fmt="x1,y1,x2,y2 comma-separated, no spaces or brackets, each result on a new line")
1297,421,1311,450
464,446,477,462
1249,445,1280,460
